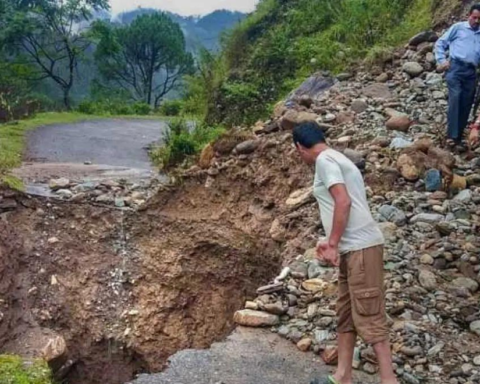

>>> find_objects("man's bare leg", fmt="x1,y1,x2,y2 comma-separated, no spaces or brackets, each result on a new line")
373,340,399,384
332,332,356,384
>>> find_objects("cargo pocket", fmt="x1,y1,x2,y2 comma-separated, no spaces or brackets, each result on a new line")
353,288,381,316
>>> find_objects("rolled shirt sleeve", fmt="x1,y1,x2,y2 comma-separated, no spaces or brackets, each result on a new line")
435,24,458,65
316,155,345,190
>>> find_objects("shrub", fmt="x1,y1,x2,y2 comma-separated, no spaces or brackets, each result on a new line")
159,100,183,116
132,102,151,115
150,118,225,170
0,355,53,384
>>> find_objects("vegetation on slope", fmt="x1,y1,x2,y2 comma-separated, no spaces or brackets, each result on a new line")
0,355,52,384
184,0,434,127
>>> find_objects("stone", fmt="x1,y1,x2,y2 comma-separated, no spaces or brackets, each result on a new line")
419,270,437,291
314,330,330,343
298,95,313,108
426,73,443,86
362,83,392,99
420,254,434,265
401,345,423,357
363,362,377,374
450,174,468,192
0,198,17,211
410,213,445,224
49,178,70,190
269,219,286,242
264,302,287,315
409,31,438,46
256,283,284,295
376,73,389,83
233,310,279,327
390,137,413,150
286,187,314,208
323,113,336,122
302,279,328,293
280,110,319,130
452,277,479,293
386,115,411,132
471,320,480,336
42,335,67,370
235,140,259,155
245,301,258,310
115,198,125,208
351,99,368,113
425,169,442,192
379,205,407,226
378,222,398,241
321,347,338,365
403,62,424,77
199,144,214,169
427,342,444,357
403,373,421,384
336,72,353,81
397,153,423,181
453,189,473,204
297,338,312,352
56,189,74,199
473,355,480,366
343,148,365,169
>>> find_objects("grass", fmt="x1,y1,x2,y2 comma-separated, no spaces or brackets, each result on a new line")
0,112,167,187
0,355,53,384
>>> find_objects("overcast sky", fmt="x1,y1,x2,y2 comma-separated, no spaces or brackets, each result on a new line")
109,0,258,16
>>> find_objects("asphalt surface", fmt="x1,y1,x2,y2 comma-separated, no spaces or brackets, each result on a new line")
128,327,377,384
24,118,167,170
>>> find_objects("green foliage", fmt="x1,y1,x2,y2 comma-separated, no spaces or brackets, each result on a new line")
159,100,184,116
92,12,194,107
132,102,152,115
187,0,434,126
0,354,52,384
150,118,225,170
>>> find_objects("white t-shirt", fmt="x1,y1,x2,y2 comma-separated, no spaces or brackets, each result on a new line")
314,149,384,254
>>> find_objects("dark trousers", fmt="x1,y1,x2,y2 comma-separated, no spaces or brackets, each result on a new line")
446,60,477,142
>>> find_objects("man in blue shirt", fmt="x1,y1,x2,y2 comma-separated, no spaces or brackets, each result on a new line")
435,4,480,147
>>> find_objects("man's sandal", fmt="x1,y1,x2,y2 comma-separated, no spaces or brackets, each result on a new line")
310,376,339,384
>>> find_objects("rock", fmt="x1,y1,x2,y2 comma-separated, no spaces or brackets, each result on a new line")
397,153,423,181
336,111,355,125
42,335,67,370
298,95,313,108
452,277,479,293
321,347,338,365
453,189,473,204
426,73,443,86
418,270,437,290
257,283,284,295
362,83,392,99
48,237,59,244
379,205,407,226
473,355,480,366
233,310,280,327
235,140,259,155
427,342,444,357
269,219,286,242
302,279,328,293
390,137,413,150
378,222,398,241
115,198,125,208
401,345,423,357
49,178,70,190
245,301,258,310
307,260,324,279
351,99,369,113
428,146,456,169
280,110,319,130
376,73,389,83
450,174,467,192
264,302,287,315
199,144,214,169
470,320,480,336
409,31,438,46
323,113,336,123
410,213,444,224
420,254,434,265
314,329,330,343
425,169,442,192
363,362,377,374
336,73,353,81
403,62,424,77
0,198,18,211
286,187,314,208
297,338,312,352
403,372,421,384
55,189,73,199
386,115,411,132
343,148,365,169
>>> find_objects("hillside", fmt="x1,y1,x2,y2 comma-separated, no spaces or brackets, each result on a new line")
189,0,476,127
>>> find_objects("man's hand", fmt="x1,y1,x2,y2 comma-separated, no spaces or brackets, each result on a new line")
469,124,480,147
316,242,340,267
437,61,450,72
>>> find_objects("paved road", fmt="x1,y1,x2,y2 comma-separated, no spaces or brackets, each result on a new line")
25,118,167,170
129,327,377,384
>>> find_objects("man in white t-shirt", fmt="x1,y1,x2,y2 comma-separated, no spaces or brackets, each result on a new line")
293,122,398,384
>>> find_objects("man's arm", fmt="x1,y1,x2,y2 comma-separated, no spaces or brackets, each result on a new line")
317,184,351,267
435,24,457,66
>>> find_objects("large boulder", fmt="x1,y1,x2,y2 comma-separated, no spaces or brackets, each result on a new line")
280,110,319,131
286,73,335,103
234,310,280,327
235,140,260,155
409,31,438,46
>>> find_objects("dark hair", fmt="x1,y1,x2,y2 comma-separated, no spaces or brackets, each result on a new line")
470,4,480,14
292,122,325,148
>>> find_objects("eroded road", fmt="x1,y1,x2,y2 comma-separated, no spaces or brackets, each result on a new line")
13,118,167,186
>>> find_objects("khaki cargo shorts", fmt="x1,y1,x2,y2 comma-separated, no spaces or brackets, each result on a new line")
337,245,389,345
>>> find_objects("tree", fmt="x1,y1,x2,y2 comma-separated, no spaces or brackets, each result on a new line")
92,12,194,107
2,0,109,109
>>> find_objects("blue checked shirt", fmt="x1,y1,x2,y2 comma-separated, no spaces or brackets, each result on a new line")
435,21,480,66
